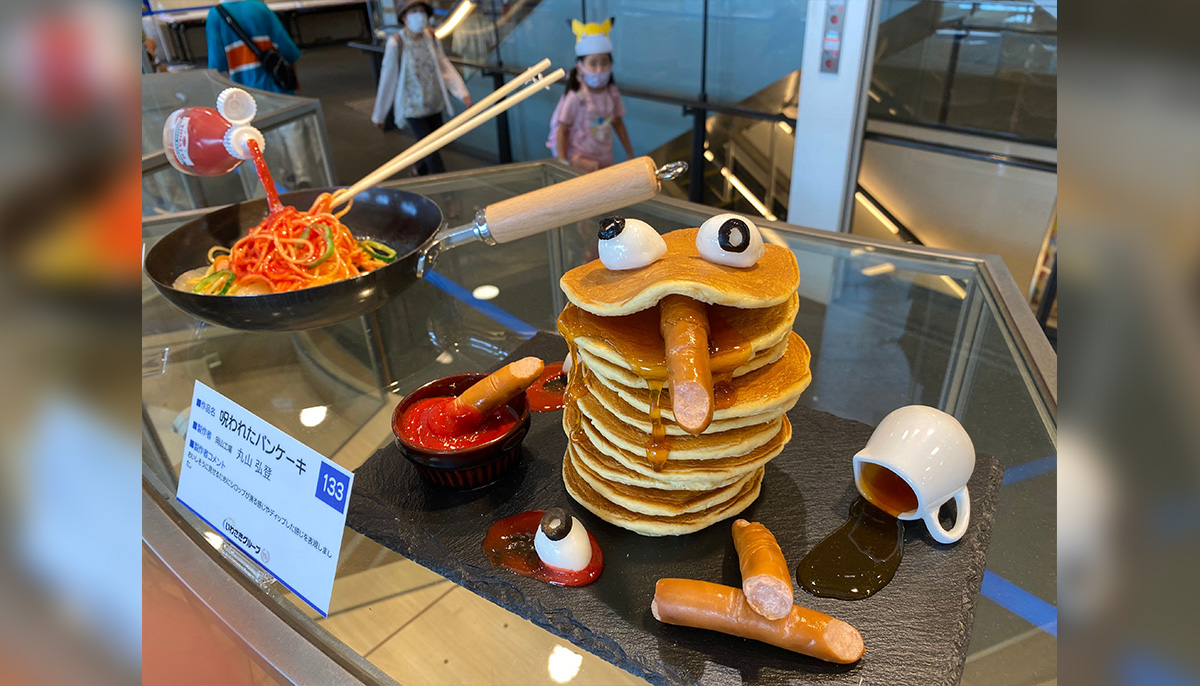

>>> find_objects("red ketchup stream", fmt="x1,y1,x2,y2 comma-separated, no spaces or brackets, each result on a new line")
483,511,603,586
245,138,282,214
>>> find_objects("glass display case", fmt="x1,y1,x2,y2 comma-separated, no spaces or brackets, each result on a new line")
142,70,337,217
142,161,1056,685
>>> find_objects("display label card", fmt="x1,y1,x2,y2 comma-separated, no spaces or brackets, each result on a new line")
176,381,353,617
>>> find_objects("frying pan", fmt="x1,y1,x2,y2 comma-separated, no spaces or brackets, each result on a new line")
145,158,686,331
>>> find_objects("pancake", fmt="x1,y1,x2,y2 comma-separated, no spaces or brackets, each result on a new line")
575,336,788,391
582,358,788,434
566,445,759,516
563,450,764,536
560,292,799,382
578,391,783,461
560,228,800,316
565,403,791,490
585,332,813,422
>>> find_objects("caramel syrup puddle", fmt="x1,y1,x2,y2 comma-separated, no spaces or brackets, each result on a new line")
796,497,904,600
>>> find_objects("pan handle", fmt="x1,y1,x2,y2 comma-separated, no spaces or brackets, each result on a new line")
482,156,663,244
414,158,686,278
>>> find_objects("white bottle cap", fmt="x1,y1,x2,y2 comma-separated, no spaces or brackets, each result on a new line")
216,87,257,125
224,125,266,160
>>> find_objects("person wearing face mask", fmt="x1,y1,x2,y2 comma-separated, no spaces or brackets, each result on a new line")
547,18,634,172
371,0,473,175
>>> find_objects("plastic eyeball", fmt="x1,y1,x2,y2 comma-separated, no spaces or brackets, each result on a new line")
696,213,765,268
534,509,592,571
597,216,667,271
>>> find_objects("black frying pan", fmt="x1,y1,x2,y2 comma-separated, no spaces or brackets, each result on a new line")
145,158,685,332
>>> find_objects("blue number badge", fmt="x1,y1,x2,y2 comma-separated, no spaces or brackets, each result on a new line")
315,462,350,514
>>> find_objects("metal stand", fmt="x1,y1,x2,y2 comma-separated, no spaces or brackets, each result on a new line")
688,0,710,204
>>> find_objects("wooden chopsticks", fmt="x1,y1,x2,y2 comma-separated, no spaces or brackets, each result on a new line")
331,58,564,209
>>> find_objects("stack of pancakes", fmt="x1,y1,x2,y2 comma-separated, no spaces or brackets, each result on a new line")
557,229,812,536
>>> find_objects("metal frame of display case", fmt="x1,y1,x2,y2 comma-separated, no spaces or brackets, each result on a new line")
143,157,1055,430
143,472,397,686
142,159,1055,685
142,70,337,212
526,160,1057,420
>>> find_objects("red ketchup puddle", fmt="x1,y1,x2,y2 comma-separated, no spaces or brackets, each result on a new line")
482,510,603,586
397,397,519,451
526,361,567,412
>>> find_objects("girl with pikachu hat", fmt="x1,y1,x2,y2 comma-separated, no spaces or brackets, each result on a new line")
548,18,635,172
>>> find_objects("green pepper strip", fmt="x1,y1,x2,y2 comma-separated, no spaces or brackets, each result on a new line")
192,269,236,295
302,224,334,268
360,240,397,263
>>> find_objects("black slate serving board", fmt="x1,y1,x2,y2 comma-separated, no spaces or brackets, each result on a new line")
347,333,1002,686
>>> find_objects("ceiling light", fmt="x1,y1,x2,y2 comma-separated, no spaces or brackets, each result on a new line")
702,149,777,221
854,192,900,235
861,262,896,276
547,645,582,683
435,1,476,39
472,284,500,300
940,275,967,299
299,406,327,427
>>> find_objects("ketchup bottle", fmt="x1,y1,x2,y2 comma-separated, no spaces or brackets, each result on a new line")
162,87,265,176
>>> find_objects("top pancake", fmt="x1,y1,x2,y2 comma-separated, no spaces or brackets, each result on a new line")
560,228,800,316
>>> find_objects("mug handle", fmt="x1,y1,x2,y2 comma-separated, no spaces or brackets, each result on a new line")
924,486,971,544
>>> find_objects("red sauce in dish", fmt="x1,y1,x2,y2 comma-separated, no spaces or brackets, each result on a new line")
526,362,567,412
482,510,603,586
397,397,519,451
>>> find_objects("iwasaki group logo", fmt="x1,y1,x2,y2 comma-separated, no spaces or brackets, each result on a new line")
223,517,264,558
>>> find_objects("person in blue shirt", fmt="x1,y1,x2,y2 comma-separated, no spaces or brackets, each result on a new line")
206,0,301,94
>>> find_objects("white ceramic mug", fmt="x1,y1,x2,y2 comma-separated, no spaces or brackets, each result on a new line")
852,405,975,544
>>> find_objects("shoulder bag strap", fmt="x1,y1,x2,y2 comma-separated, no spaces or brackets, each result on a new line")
215,4,268,61
423,31,454,117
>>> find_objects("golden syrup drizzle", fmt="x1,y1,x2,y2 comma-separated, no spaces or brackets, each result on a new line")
706,308,754,373
556,317,586,433
557,299,758,471
556,301,758,381
712,372,738,410
646,379,670,470
558,304,668,380
569,423,588,446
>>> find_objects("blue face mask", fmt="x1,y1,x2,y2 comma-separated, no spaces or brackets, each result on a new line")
405,11,427,32
582,69,611,88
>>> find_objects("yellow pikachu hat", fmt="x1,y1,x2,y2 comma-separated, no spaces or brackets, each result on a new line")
571,18,614,57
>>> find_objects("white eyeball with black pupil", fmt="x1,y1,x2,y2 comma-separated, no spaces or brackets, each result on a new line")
696,213,765,268
597,216,667,271
534,508,592,571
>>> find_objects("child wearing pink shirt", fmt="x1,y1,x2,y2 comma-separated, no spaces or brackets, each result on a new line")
548,19,634,172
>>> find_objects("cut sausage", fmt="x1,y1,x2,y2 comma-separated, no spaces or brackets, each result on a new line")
429,356,544,434
457,356,544,416
732,519,793,620
659,295,713,435
651,578,864,664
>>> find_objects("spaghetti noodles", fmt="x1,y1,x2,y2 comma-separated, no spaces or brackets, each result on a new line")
178,140,397,296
